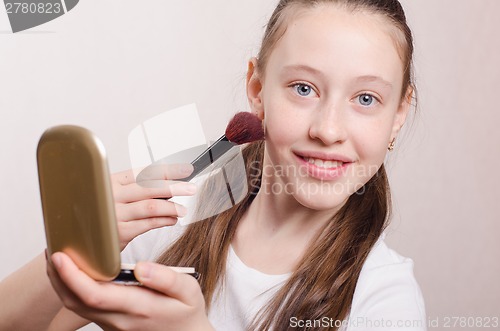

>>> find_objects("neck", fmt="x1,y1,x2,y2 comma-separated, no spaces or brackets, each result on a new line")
232,175,341,274
248,180,335,239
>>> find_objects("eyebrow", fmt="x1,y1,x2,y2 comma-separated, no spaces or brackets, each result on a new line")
354,75,393,90
281,64,326,79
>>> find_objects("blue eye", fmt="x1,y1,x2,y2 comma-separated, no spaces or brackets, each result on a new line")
358,94,376,106
294,83,314,97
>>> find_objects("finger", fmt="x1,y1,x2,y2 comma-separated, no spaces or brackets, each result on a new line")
48,257,131,327
116,199,187,222
46,253,87,312
134,262,202,307
137,163,194,182
118,217,178,247
51,253,145,313
114,181,197,204
112,168,138,186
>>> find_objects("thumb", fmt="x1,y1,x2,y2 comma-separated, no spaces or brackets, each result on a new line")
134,262,202,306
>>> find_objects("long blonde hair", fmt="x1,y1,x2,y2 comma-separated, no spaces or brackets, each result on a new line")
157,1,415,330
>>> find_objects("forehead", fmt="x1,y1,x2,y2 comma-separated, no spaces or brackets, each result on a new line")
266,5,404,89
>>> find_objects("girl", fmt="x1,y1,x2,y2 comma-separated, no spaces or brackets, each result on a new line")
1,0,426,330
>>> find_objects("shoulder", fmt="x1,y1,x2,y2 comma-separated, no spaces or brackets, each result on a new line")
346,235,427,330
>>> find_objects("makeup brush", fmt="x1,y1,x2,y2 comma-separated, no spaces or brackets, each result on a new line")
181,112,264,182
137,112,264,183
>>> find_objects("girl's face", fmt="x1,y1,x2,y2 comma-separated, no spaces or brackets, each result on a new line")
247,5,410,211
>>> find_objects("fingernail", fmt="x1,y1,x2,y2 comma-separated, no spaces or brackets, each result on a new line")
176,204,188,217
180,163,194,175
51,254,62,269
185,183,197,194
135,263,152,280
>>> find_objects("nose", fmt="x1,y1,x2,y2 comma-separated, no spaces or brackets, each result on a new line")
308,103,348,146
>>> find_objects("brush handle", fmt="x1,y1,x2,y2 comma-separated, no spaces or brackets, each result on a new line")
181,135,236,182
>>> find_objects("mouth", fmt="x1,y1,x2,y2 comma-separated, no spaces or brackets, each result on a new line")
302,157,344,169
293,151,354,180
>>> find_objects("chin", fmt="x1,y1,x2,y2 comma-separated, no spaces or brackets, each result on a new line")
294,192,349,212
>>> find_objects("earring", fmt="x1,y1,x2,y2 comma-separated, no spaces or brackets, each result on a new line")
388,138,396,151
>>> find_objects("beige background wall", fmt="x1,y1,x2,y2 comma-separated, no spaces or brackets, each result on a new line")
385,0,500,325
1,1,498,330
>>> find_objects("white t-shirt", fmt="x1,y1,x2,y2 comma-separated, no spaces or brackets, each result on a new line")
121,226,427,331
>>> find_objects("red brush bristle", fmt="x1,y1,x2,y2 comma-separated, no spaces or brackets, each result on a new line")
225,112,265,145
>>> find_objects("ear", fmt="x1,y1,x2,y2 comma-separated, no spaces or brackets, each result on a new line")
390,86,413,140
246,57,265,120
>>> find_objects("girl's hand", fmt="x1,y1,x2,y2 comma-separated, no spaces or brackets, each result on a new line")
47,252,214,331
112,163,197,250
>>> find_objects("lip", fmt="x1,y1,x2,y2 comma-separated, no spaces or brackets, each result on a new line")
293,151,354,181
293,150,355,163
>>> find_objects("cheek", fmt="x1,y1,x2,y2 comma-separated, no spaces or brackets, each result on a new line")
260,78,313,146
262,95,305,148
266,117,294,146
350,118,393,164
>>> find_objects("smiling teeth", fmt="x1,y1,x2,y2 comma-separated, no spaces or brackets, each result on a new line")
305,157,344,168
